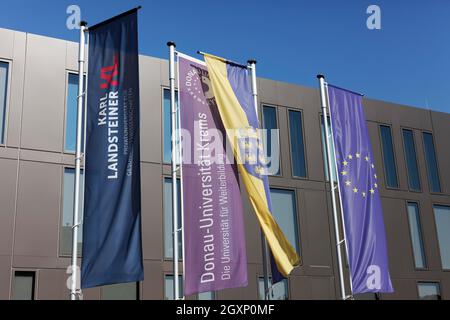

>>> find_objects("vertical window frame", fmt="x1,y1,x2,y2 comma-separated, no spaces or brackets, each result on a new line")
12,270,36,300
416,281,442,300
287,107,308,179
63,71,86,154
261,104,282,177
162,87,179,164
432,204,450,271
422,131,442,194
401,127,421,192
163,176,182,261
0,59,11,146
58,166,84,257
257,275,290,300
268,187,302,260
405,201,427,270
378,124,400,189
319,113,338,182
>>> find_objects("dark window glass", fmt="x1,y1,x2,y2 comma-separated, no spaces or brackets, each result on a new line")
433,205,450,269
379,125,398,188
0,61,8,144
407,202,426,268
423,132,441,193
65,73,86,152
164,178,182,259
262,105,280,175
13,271,35,300
102,282,139,300
402,129,421,191
288,110,307,178
163,88,179,163
320,116,337,182
418,282,441,300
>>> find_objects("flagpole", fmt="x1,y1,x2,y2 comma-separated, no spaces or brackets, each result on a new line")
175,50,186,300
317,74,347,300
248,59,270,300
70,20,87,301
168,41,180,300
325,82,354,297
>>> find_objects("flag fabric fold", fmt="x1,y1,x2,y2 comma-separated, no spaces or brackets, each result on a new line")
81,9,143,289
327,84,393,294
204,54,300,278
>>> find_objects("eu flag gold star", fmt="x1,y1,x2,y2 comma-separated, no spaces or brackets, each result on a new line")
341,171,348,176
374,174,377,179
342,160,349,166
356,153,361,158
365,156,370,162
348,155,353,160
362,192,366,197
370,188,375,194
353,187,358,193
345,180,351,186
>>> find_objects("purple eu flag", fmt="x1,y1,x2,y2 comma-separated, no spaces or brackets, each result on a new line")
328,85,394,294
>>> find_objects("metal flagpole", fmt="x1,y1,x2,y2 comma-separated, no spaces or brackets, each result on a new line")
175,50,186,300
168,41,180,300
317,74,347,300
248,59,271,300
70,21,87,301
325,82,354,297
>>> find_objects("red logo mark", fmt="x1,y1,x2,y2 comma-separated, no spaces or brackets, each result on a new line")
100,55,119,89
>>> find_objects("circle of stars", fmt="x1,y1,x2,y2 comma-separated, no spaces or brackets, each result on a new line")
341,152,378,198
186,69,206,105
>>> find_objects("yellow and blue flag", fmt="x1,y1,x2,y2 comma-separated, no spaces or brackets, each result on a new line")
204,54,300,279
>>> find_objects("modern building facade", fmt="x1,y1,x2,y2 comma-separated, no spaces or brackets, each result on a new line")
0,27,449,300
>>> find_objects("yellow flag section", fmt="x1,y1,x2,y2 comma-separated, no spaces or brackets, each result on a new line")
204,54,300,277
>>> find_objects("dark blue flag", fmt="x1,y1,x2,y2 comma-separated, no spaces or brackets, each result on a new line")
81,9,143,289
328,85,393,294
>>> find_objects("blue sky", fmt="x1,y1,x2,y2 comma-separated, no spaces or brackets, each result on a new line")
1,0,449,113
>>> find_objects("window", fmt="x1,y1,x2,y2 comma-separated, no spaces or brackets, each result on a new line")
164,177,182,259
417,282,441,300
258,277,289,300
164,275,183,300
102,282,139,300
13,271,35,300
423,132,441,193
379,125,398,188
402,129,421,191
433,205,450,269
0,61,9,144
354,293,378,300
288,110,306,178
65,73,85,152
163,88,179,163
60,168,84,256
262,105,280,176
269,189,300,254
198,291,215,300
320,116,337,182
407,202,426,269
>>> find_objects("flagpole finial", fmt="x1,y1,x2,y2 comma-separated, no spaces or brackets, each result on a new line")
317,74,325,80
80,21,88,27
167,41,176,48
247,59,257,65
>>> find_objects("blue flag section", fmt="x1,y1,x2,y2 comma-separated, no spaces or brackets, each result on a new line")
81,9,143,289
327,85,393,294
